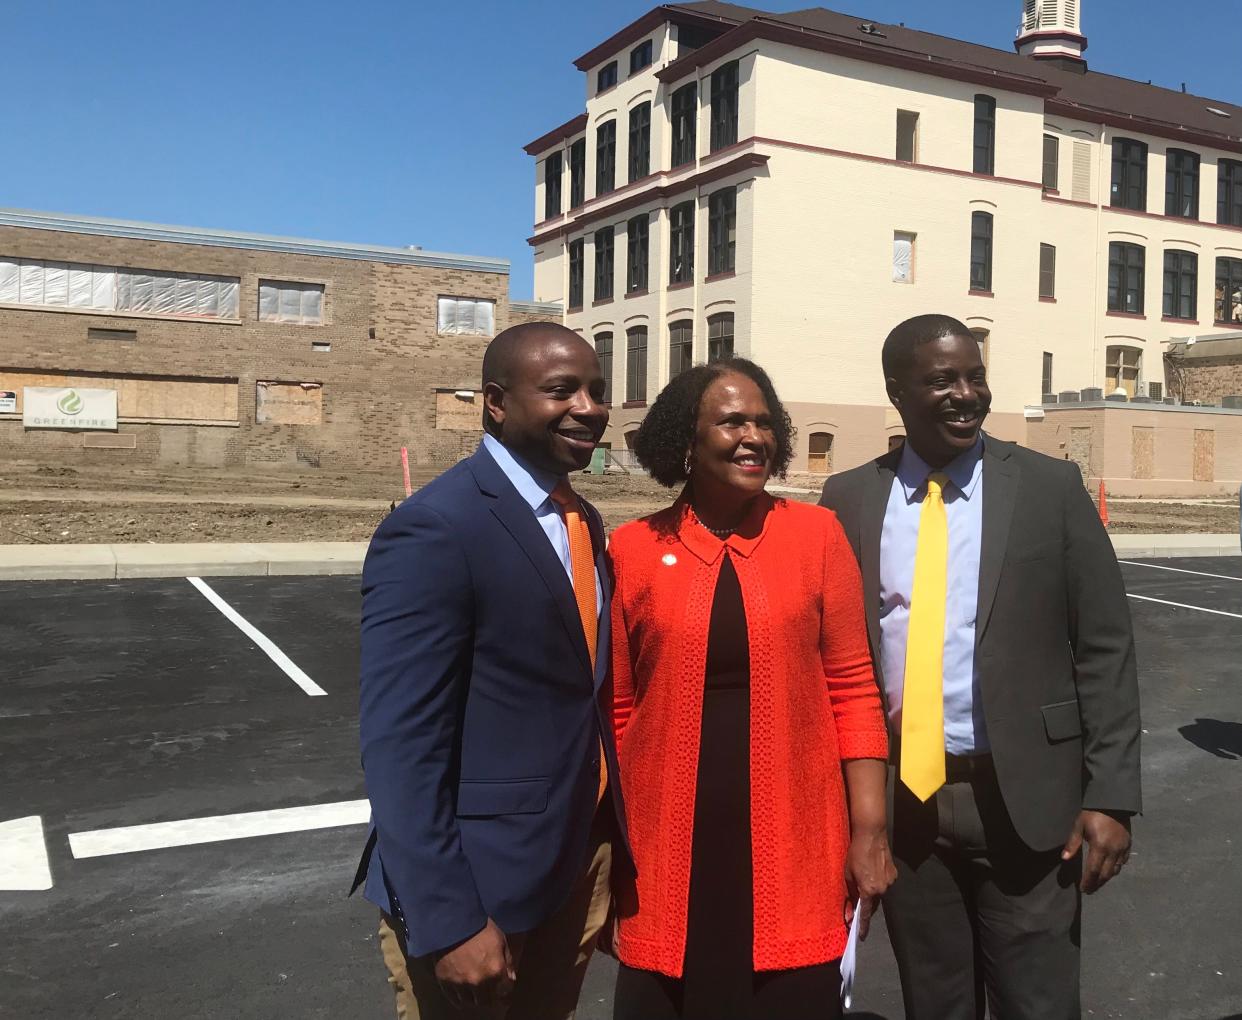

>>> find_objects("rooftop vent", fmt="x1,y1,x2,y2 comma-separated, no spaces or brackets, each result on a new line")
1207,107,1232,118
857,22,887,38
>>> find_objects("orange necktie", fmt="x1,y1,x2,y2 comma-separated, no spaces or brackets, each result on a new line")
549,480,607,803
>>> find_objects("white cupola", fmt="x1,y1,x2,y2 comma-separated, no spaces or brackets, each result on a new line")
1015,0,1087,70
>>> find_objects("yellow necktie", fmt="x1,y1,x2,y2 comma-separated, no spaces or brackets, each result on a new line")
900,471,949,802
549,480,607,804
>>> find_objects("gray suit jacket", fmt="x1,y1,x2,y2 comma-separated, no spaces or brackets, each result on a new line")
820,435,1142,851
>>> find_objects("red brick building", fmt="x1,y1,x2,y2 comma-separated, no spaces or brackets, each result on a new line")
0,208,558,472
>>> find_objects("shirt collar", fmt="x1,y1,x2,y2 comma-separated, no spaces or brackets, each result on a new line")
482,433,563,513
895,435,984,503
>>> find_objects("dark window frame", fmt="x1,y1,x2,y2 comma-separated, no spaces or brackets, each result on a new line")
1042,351,1054,396
626,326,648,403
671,82,698,168
595,331,614,403
1165,149,1200,219
1218,159,1242,227
543,151,562,220
1107,242,1146,314
567,238,584,309
973,94,996,175
707,312,734,362
1162,249,1197,320
597,61,618,93
1042,134,1059,190
629,40,653,75
1111,138,1148,212
1039,242,1056,299
709,60,740,152
569,139,586,209
1215,256,1242,324
628,103,651,183
970,211,993,292
596,121,616,198
707,187,736,276
626,214,649,293
669,200,695,284
593,226,615,302
669,319,694,378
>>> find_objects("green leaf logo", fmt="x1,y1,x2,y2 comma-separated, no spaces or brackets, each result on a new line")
57,390,83,415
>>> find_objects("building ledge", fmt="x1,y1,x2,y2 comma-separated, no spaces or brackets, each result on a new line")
968,289,994,298
667,281,693,292
592,297,615,307
1162,316,1199,325
624,288,649,299
1107,310,1147,320
705,270,736,283
1039,296,1057,303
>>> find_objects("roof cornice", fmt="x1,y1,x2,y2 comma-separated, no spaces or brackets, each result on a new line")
571,5,743,72
0,208,509,275
523,113,589,157
1045,99,1242,154
656,17,1060,98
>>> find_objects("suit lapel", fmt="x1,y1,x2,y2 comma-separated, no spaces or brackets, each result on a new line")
861,453,899,660
469,450,594,676
976,438,1018,643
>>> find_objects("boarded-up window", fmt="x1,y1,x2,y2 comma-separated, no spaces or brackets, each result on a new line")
258,280,324,324
255,381,323,424
1193,429,1215,482
1131,427,1154,479
0,368,237,422
437,296,495,336
435,390,483,431
808,432,834,475
1072,141,1092,202
1106,346,1141,396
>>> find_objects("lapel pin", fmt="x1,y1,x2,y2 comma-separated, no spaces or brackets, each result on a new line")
661,553,677,566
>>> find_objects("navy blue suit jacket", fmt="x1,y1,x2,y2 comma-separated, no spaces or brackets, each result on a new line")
353,444,625,958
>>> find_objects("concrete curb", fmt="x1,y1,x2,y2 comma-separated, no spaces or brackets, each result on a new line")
0,534,1237,581
0,542,367,581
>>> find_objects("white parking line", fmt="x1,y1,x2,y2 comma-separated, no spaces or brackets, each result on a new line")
0,816,53,890
186,576,327,696
1127,594,1242,620
1119,561,1242,582
69,800,369,859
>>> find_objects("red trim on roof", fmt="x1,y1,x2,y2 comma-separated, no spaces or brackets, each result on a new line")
523,113,588,156
1015,29,1088,50
1045,99,1242,155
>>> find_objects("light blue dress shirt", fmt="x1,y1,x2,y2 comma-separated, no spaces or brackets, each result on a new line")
879,437,987,755
482,434,602,616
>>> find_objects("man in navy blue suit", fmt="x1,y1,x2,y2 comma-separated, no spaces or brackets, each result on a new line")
354,322,625,1019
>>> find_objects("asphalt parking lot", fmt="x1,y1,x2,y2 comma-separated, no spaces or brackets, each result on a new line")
1,559,1240,1019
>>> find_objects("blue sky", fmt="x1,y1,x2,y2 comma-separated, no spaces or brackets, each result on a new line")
6,1,1239,299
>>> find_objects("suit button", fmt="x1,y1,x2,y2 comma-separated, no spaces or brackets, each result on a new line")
591,758,601,770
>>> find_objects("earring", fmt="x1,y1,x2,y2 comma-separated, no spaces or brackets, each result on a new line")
683,452,692,476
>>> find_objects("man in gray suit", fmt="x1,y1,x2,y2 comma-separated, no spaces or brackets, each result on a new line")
820,314,1141,1020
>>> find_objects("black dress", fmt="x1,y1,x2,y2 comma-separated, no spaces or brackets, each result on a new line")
614,555,842,1020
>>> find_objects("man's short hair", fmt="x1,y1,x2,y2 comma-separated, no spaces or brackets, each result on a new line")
480,321,590,435
882,314,974,380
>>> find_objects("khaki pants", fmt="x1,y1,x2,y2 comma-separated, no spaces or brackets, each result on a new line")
378,811,613,1020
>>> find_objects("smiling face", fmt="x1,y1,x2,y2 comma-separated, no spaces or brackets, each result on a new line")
484,334,608,474
690,372,777,502
887,333,991,467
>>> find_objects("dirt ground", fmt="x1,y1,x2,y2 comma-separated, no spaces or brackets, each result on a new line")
0,460,1236,544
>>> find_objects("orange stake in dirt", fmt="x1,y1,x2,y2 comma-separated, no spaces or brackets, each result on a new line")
1097,480,1109,527
401,447,412,499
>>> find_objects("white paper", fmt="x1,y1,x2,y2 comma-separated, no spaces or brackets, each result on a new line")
840,898,862,1009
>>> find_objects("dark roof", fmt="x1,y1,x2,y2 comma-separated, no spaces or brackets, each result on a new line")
523,113,588,157
624,3,1242,152
572,2,744,71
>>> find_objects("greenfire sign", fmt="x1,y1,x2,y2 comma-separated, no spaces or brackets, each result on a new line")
23,387,118,430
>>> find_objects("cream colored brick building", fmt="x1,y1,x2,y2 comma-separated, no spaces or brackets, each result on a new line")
524,0,1242,475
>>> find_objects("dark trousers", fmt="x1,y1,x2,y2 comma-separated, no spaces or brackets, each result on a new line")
884,759,1082,1020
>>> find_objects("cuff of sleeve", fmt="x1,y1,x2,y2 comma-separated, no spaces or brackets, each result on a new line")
838,730,890,761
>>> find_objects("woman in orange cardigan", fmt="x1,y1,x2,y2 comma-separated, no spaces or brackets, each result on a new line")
608,359,894,1020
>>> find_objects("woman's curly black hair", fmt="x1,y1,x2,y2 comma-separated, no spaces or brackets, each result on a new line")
633,358,796,487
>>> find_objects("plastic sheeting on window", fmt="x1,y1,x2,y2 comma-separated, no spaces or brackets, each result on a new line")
892,234,913,283
0,257,239,319
258,280,325,325
437,296,495,336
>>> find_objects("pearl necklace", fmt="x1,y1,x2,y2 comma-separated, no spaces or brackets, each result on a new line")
688,504,736,538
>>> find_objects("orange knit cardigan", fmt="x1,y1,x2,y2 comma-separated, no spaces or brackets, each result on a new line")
609,495,888,977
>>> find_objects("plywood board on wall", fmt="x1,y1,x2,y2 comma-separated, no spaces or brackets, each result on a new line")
0,369,237,421
1131,427,1154,480
435,390,483,432
1193,429,1215,482
256,381,323,425
1068,427,1093,480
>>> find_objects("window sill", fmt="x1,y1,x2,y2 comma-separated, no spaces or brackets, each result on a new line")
1164,213,1199,222
1215,320,1242,327
0,302,243,326
1039,296,1057,303
1043,187,1061,196
622,400,648,409
705,270,736,283
1106,310,1147,320
624,289,649,299
667,280,694,291
596,186,616,201
595,84,618,99
592,297,615,307
567,305,583,314
968,289,994,298
1161,316,1198,324
1109,202,1147,214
